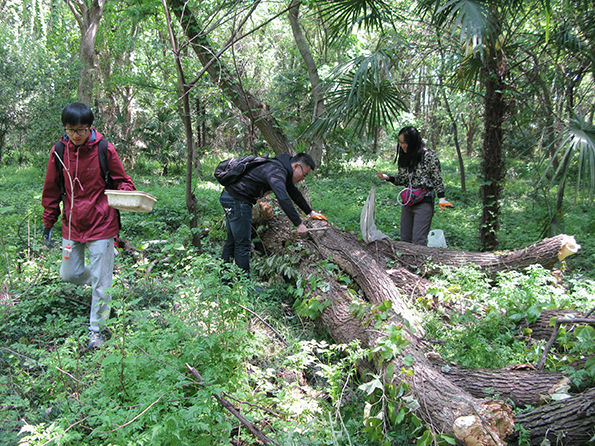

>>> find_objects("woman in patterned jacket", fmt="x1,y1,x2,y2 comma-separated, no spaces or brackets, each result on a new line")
377,126,453,245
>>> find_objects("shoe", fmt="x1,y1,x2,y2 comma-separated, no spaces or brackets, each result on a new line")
88,331,105,349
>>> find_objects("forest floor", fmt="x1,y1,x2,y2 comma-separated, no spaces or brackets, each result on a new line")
0,157,593,445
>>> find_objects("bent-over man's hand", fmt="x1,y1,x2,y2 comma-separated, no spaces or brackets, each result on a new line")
297,223,309,236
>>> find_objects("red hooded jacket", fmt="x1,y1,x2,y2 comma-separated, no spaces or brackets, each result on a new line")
42,129,135,242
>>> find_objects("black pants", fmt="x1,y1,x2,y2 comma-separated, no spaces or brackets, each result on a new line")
219,190,253,275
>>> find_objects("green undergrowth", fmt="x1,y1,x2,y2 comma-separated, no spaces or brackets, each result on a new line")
422,264,594,387
1,158,594,445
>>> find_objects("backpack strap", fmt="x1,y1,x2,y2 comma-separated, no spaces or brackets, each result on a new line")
96,139,112,188
53,141,66,201
52,138,121,230
95,139,121,229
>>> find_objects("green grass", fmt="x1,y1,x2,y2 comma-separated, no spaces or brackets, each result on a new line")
0,155,593,445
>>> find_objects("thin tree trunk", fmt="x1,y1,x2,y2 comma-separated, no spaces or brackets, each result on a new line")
461,114,478,157
162,0,201,249
194,96,205,170
440,88,466,193
435,34,466,192
550,149,572,235
65,0,107,105
166,0,294,156
288,0,324,166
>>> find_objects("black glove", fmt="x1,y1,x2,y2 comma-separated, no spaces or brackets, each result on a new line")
43,227,54,248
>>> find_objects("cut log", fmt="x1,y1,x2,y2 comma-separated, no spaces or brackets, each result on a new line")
260,217,591,444
371,234,580,274
512,388,595,445
431,361,570,407
305,268,515,444
261,217,515,444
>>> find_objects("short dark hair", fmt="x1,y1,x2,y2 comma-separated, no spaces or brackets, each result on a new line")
61,102,94,127
291,152,316,170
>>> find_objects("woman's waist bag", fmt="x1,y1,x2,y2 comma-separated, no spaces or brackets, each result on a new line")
397,173,431,206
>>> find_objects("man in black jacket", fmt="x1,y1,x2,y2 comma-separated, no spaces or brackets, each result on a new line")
219,152,321,276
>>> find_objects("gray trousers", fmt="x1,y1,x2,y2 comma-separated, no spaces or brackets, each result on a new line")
60,237,114,333
400,201,434,245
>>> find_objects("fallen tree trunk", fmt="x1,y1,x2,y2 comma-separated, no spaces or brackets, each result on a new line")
371,234,580,274
525,309,584,341
262,217,515,444
260,216,591,444
431,361,570,407
511,388,595,445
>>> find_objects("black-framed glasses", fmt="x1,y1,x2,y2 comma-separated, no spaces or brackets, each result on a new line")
64,128,90,136
297,164,309,178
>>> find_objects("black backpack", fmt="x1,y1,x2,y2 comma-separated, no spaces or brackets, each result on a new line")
214,154,271,186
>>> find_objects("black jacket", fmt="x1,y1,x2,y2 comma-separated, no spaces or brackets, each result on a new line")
225,154,312,226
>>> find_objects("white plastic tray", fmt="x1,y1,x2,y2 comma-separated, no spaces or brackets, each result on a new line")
105,190,157,213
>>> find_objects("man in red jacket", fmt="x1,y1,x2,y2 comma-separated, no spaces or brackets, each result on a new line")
41,103,135,349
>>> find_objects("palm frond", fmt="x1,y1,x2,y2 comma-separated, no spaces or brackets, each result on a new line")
538,115,595,200
417,0,491,56
306,51,407,139
454,53,483,89
316,0,393,42
551,23,594,63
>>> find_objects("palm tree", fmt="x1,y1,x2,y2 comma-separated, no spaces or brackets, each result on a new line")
306,0,407,146
415,0,553,250
311,0,551,250
307,50,407,145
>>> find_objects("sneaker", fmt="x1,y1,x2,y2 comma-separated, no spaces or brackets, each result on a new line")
88,331,105,349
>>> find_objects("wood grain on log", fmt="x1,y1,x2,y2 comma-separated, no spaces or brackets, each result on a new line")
371,234,580,274
431,361,570,407
513,388,595,445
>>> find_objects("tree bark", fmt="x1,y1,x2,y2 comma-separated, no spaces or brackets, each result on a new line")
431,361,570,407
479,24,507,251
370,234,580,275
260,215,589,444
525,309,584,341
166,0,294,156
163,0,201,249
511,388,595,445
288,0,325,166
261,216,515,444
65,0,107,105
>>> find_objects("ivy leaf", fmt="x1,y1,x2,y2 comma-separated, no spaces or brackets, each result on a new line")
417,429,434,446
358,376,383,395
